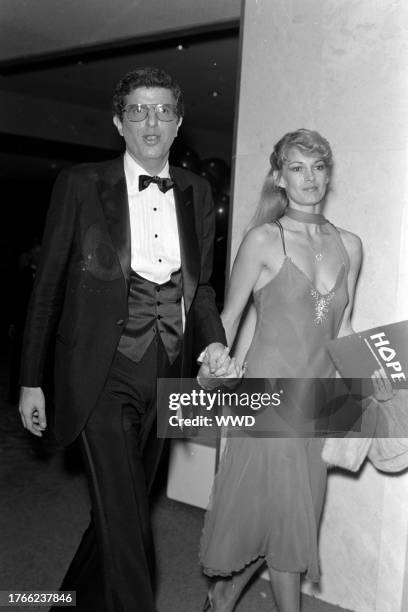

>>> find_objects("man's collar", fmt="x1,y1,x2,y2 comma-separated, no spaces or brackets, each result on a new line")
124,151,170,191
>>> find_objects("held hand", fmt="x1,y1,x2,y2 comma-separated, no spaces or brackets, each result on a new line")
197,356,246,390
371,369,395,403
200,342,231,375
19,386,47,437
198,356,245,380
220,357,246,379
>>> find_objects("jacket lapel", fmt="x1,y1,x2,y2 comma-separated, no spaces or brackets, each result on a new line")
98,156,131,289
171,168,200,314
97,159,200,308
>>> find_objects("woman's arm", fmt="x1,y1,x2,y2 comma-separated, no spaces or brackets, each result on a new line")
232,301,257,365
197,228,266,383
335,230,393,402
337,230,363,337
220,226,269,347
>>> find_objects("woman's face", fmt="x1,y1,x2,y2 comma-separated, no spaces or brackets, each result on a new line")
278,147,330,207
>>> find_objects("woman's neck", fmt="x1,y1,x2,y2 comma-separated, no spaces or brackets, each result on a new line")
283,207,328,225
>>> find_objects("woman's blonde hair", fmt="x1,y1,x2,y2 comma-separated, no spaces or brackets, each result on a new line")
250,129,333,227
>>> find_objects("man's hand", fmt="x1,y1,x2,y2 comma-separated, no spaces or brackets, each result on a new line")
197,342,246,390
199,342,231,375
19,386,47,437
198,356,244,379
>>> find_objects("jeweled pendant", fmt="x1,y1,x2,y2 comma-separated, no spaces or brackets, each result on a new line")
310,288,334,324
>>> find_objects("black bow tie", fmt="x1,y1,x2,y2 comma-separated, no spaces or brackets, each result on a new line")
138,175,174,193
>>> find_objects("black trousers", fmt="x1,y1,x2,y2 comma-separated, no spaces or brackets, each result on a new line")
54,337,181,612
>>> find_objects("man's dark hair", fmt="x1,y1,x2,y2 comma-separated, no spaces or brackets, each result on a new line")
112,67,184,120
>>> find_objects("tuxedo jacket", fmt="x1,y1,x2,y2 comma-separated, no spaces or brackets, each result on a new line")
20,156,226,445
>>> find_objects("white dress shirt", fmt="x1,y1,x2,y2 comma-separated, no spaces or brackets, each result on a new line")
124,152,181,284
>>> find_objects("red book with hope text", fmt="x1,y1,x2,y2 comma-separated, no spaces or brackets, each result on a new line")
327,320,408,387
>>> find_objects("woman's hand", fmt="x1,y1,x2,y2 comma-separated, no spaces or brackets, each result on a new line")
371,368,395,402
197,357,246,390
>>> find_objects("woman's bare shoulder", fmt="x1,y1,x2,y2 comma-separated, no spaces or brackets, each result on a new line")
336,226,362,254
336,226,363,269
243,222,282,249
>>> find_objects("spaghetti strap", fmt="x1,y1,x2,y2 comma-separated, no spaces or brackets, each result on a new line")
274,220,287,256
326,222,350,274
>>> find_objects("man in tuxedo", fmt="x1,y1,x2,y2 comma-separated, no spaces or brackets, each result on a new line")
19,67,228,611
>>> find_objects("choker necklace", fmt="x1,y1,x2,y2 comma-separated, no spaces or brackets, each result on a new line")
284,208,328,225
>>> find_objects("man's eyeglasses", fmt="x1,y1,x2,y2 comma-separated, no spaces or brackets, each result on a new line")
123,104,178,122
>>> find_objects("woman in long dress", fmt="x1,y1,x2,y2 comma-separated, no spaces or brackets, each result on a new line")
199,129,366,611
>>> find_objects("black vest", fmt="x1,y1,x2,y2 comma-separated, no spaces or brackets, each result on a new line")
117,269,183,364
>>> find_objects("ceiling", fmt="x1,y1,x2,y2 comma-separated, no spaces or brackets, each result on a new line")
0,0,240,61
0,0,241,180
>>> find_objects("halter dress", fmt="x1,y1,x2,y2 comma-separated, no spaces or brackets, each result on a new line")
199,220,350,582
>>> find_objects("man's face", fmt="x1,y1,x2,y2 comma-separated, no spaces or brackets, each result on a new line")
113,87,182,173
